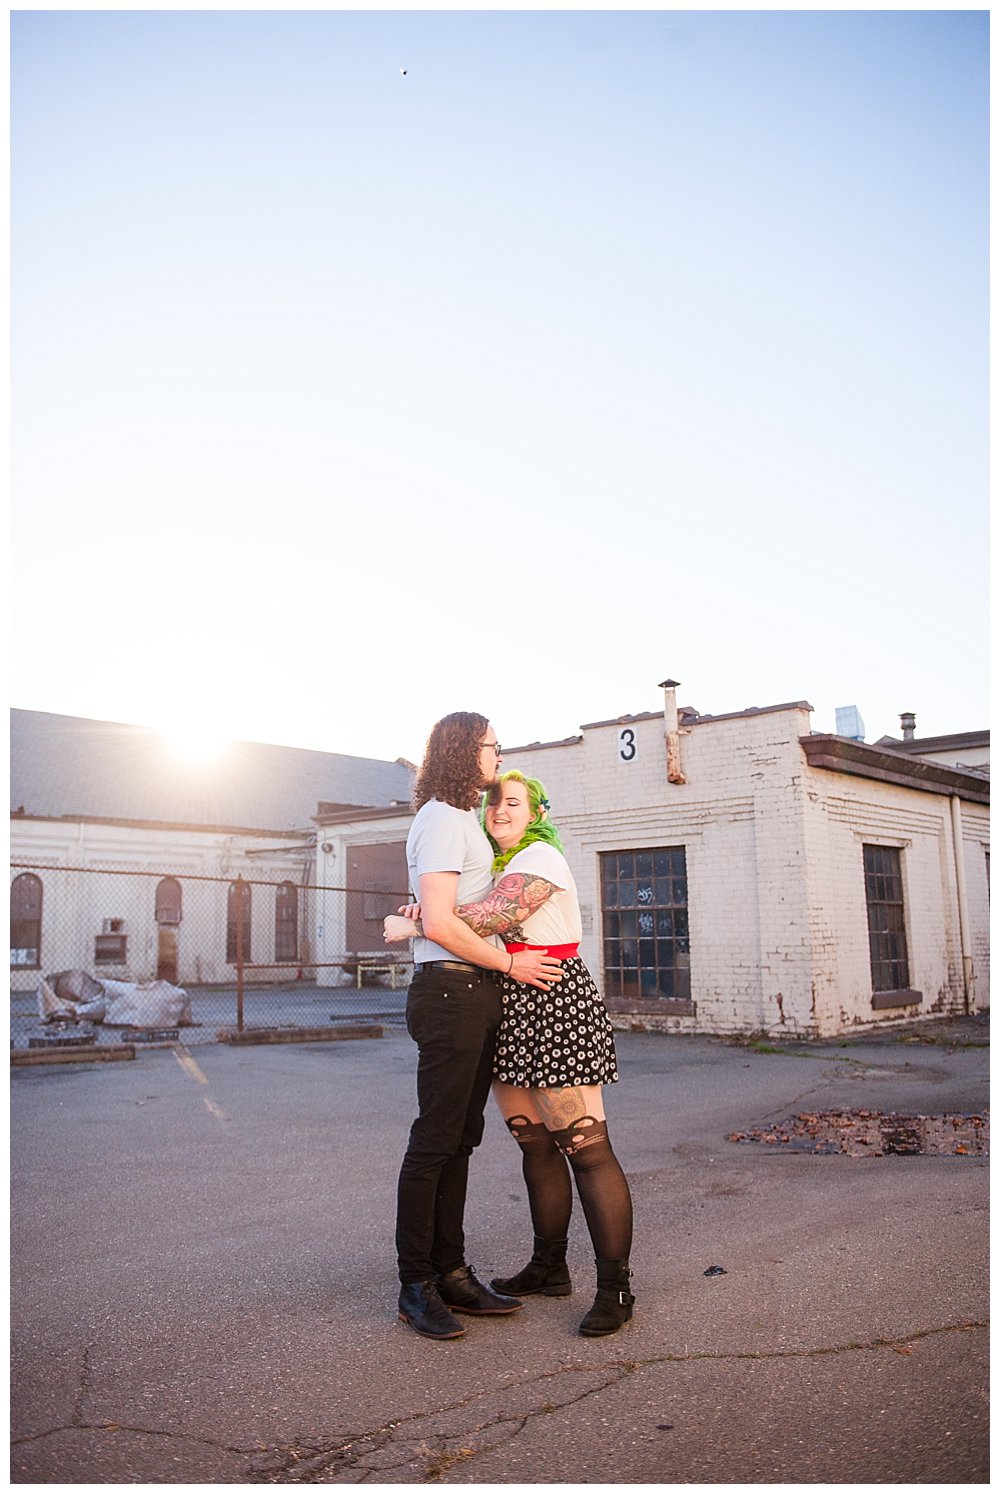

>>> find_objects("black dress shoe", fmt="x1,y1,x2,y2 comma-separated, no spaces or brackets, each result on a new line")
398,1280,465,1339
435,1264,524,1315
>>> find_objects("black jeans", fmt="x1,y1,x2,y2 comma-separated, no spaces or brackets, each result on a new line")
395,965,502,1285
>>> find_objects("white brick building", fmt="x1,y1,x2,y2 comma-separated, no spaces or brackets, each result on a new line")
316,691,989,1038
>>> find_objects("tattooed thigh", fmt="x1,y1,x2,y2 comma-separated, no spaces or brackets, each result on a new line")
534,1084,605,1131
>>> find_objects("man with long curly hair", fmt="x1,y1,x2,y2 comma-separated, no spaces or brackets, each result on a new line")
395,711,564,1340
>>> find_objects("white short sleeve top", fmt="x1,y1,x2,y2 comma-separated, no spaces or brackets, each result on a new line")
501,842,583,946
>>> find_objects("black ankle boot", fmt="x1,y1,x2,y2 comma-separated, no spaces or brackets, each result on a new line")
579,1258,634,1337
436,1264,524,1315
491,1235,572,1297
398,1280,465,1339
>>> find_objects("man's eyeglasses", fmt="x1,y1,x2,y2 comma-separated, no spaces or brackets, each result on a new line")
479,739,502,756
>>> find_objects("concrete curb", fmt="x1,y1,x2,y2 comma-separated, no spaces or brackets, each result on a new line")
11,1044,136,1066
217,1023,383,1046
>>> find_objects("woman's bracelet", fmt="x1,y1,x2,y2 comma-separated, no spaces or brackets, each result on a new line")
506,952,514,974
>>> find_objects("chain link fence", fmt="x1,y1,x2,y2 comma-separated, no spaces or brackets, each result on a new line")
10,862,414,1050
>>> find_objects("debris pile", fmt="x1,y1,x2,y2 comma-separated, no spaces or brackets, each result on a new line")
727,1108,988,1157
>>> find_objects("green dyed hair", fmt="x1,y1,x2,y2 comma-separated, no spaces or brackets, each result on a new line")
482,769,564,875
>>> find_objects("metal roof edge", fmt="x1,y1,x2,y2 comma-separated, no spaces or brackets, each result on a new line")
800,735,990,805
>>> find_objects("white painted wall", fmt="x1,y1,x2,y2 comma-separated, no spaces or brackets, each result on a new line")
9,818,311,991
503,703,989,1037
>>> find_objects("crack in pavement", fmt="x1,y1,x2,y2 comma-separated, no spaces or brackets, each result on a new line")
251,1320,987,1484
14,1321,987,1483
12,1341,265,1460
71,1343,93,1426
253,1362,637,1483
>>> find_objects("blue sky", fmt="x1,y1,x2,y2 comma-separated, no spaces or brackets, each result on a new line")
10,7,989,763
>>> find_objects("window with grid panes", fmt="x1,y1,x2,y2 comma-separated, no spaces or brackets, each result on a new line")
275,882,299,963
226,881,252,964
10,873,42,968
862,844,916,1002
600,848,690,1006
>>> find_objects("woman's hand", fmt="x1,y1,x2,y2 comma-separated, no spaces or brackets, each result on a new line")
384,914,419,943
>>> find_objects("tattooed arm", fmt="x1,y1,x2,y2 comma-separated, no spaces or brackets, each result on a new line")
384,872,560,943
454,870,560,937
412,871,564,990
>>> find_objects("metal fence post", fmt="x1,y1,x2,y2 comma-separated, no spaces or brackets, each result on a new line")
235,875,246,1032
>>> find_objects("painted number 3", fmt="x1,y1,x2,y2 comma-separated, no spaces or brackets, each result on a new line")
618,727,637,763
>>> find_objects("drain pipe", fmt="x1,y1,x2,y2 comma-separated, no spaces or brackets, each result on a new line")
660,678,687,785
949,795,975,1014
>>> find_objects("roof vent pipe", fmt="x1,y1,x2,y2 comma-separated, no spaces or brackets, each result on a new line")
900,712,917,742
659,678,687,785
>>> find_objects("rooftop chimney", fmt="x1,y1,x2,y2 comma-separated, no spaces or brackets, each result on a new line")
900,712,916,742
659,678,687,785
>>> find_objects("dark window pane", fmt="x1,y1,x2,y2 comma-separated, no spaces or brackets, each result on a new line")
155,877,182,926
863,844,909,992
10,874,42,969
600,846,689,1003
276,882,298,963
226,882,252,963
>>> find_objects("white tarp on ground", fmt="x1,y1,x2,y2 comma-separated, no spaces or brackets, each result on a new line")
38,970,194,1027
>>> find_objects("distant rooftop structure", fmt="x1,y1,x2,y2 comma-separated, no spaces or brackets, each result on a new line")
874,712,989,777
835,705,865,742
9,709,415,834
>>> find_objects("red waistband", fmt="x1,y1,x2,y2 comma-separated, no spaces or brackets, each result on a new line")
504,941,580,958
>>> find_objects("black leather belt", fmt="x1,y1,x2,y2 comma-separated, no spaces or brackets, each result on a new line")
413,960,481,976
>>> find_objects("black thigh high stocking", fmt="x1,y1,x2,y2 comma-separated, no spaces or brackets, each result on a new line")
504,1115,573,1240
550,1117,633,1262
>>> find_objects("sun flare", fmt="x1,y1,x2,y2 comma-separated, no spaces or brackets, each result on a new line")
160,725,229,765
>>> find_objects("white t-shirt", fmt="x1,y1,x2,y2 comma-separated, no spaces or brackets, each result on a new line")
406,798,499,963
501,842,583,946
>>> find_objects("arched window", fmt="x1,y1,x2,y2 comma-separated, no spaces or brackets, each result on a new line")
275,882,298,963
226,881,251,964
155,877,182,925
11,873,43,969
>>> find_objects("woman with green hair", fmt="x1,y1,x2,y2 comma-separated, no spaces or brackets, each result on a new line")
386,769,634,1337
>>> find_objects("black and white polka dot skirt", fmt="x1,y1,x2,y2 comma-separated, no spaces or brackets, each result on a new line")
493,956,619,1088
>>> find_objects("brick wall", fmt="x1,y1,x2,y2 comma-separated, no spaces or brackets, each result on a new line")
505,702,989,1037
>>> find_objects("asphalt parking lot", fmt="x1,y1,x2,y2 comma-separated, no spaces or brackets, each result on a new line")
10,1014,989,1484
